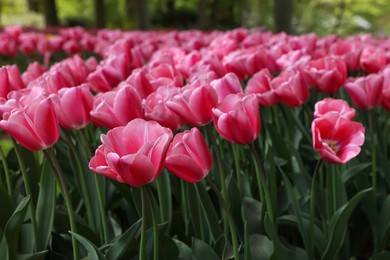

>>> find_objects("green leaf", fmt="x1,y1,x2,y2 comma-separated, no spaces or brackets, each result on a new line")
105,219,142,260
1,195,31,259
70,231,106,260
16,250,48,260
341,163,371,185
377,195,390,250
242,197,262,235
173,239,192,258
321,188,372,260
249,234,274,260
264,214,285,260
0,184,15,240
35,160,56,251
370,251,390,260
191,238,219,260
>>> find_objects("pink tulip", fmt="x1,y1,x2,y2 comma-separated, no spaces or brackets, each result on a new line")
314,98,355,120
344,74,384,110
359,46,386,74
304,57,347,95
381,67,390,111
312,115,365,163
22,62,46,86
210,73,243,103
0,95,59,151
49,84,94,130
245,68,279,106
89,119,173,187
273,70,310,107
212,93,261,145
0,65,24,99
143,85,184,132
90,83,144,129
167,81,217,127
165,127,212,183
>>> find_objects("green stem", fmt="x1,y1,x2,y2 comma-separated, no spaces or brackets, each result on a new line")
231,143,242,197
78,130,109,244
139,187,147,260
156,170,171,230
206,126,229,234
180,179,189,237
12,139,38,251
205,177,239,260
368,111,377,195
44,148,79,260
146,187,159,260
249,142,274,224
0,146,12,196
309,159,323,258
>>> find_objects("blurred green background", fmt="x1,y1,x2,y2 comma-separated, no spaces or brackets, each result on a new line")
1,0,390,36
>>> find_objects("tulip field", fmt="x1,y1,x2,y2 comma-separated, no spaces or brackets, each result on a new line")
1,25,390,259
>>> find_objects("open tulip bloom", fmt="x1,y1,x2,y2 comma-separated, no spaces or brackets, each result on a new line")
312,115,365,163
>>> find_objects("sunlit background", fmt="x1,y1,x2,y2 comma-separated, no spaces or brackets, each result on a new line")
1,0,390,36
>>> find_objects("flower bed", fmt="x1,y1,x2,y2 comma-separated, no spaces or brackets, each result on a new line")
0,25,390,259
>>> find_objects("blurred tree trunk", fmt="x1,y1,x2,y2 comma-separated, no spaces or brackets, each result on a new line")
94,0,105,28
129,0,149,30
42,0,59,26
273,0,293,33
27,0,40,12
197,0,209,29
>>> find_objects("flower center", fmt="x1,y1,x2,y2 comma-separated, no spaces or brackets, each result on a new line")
324,139,339,153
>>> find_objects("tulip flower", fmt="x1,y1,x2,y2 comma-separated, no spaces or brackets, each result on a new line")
344,74,384,110
89,119,173,187
273,70,310,107
245,68,279,106
167,81,217,127
312,115,365,163
212,93,261,145
49,84,94,130
0,65,24,99
210,72,243,103
90,83,144,129
314,98,356,120
359,46,386,74
165,128,212,183
143,85,184,132
0,95,59,151
303,57,347,95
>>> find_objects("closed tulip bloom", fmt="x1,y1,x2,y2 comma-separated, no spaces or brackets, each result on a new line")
49,84,94,129
89,119,173,187
304,57,347,95
212,93,261,145
165,128,212,183
0,65,24,99
0,95,59,151
143,85,184,132
380,67,390,111
167,81,217,127
312,115,365,163
210,73,243,103
90,83,144,129
273,70,310,107
314,98,356,120
344,74,384,110
245,68,279,106
359,46,386,74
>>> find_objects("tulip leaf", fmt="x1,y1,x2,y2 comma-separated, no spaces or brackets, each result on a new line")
377,195,390,250
1,195,31,260
0,183,15,239
105,219,142,260
249,234,274,260
191,237,219,260
370,251,390,260
341,163,371,185
69,231,106,260
242,196,262,235
173,239,192,258
35,160,56,251
16,250,48,260
321,188,371,260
